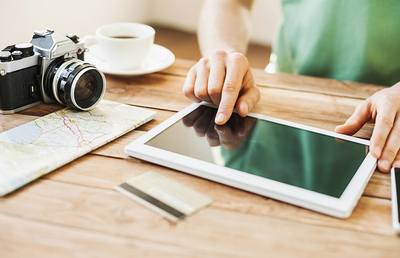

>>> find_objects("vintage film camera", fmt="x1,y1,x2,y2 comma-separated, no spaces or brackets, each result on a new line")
0,28,106,114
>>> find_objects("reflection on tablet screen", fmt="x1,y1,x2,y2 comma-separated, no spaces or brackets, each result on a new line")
146,106,367,198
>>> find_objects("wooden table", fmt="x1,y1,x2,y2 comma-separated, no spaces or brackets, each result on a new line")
1,58,399,257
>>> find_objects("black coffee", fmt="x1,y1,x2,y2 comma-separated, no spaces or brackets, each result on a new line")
110,36,138,39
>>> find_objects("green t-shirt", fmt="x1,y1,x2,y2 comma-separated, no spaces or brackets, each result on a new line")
272,0,400,86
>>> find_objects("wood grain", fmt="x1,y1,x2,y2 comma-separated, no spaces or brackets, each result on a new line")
1,58,398,257
0,212,218,258
34,154,390,234
161,59,385,99
1,179,399,258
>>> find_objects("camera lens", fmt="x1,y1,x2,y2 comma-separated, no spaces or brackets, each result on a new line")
75,73,96,102
44,58,106,110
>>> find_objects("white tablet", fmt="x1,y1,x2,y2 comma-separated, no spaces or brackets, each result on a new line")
125,103,377,218
391,167,400,235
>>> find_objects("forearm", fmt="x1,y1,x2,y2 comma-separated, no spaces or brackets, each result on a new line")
198,0,254,57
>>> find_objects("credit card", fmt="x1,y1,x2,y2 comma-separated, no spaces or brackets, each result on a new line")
114,171,213,222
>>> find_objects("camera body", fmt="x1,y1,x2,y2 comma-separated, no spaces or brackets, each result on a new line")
0,28,105,114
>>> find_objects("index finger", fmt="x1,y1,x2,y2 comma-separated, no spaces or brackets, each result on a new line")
214,54,247,125
370,105,397,158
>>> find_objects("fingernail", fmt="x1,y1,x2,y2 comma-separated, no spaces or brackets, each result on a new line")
334,125,342,133
215,113,225,124
374,146,381,158
238,130,246,137
214,125,225,134
241,102,249,116
379,160,390,172
394,160,400,168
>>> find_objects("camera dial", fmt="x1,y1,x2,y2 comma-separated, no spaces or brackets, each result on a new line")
0,51,12,62
44,58,106,111
14,43,34,57
11,50,23,60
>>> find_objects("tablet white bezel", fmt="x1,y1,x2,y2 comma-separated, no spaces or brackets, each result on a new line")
391,168,400,234
125,102,377,218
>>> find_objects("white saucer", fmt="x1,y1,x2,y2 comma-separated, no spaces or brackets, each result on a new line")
85,44,175,76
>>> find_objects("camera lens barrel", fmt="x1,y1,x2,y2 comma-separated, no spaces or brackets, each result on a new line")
44,58,105,111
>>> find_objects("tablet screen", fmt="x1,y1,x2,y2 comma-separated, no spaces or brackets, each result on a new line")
146,105,367,198
395,168,400,223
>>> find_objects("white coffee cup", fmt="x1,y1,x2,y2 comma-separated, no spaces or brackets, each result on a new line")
84,23,155,70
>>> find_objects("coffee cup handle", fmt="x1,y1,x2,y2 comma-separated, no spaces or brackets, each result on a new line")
82,35,98,47
82,35,106,62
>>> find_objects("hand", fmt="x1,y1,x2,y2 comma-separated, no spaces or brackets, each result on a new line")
335,82,400,172
182,105,256,150
183,50,260,125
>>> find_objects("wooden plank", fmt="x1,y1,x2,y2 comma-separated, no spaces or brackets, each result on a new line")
0,179,399,258
159,58,385,100
0,113,39,132
34,154,390,235
15,102,65,117
0,213,217,258
135,109,176,131
103,72,375,138
253,87,374,139
366,172,391,198
252,70,385,99
104,73,191,112
103,71,362,119
159,58,195,77
92,131,145,159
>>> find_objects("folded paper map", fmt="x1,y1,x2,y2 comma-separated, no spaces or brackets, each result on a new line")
0,100,157,196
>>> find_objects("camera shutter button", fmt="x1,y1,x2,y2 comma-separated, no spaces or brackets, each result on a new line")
0,51,12,62
11,50,23,60
15,42,34,57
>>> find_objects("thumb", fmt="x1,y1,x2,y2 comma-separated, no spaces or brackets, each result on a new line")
335,102,371,135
